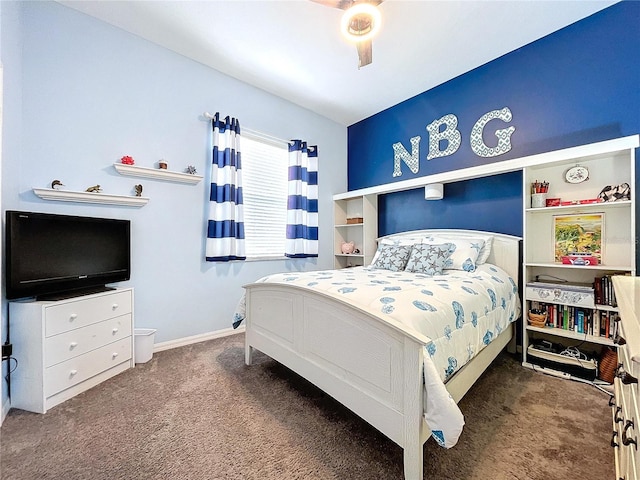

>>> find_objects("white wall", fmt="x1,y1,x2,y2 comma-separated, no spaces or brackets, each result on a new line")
0,0,347,413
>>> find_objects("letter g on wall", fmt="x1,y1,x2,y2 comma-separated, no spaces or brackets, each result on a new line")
470,107,516,158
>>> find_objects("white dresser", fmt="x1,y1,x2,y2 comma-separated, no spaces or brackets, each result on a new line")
9,288,134,413
611,276,640,480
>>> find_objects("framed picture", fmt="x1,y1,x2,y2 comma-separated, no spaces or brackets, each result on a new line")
553,213,604,264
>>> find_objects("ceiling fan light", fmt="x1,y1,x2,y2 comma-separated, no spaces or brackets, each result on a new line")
341,3,381,43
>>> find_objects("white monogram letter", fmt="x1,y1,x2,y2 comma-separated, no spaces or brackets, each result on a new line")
392,136,421,177
470,107,516,158
426,114,461,160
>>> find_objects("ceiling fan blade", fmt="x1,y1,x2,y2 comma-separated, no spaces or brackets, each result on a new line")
356,40,372,68
309,0,383,10
309,0,353,10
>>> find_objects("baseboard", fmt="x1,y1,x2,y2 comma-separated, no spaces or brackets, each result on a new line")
152,325,245,353
1,396,10,425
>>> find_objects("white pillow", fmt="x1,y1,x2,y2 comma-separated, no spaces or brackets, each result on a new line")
427,237,485,272
474,235,494,264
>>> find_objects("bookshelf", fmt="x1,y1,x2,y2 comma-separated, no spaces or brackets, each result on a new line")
521,139,637,379
332,193,377,269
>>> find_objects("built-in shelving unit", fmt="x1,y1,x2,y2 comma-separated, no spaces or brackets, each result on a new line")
113,163,202,184
32,188,149,207
332,194,377,269
521,136,637,376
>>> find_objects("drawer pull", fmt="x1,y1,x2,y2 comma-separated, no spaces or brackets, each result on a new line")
614,334,626,346
69,369,78,377
615,406,624,423
112,352,119,359
615,363,624,377
112,328,119,334
609,396,616,407
611,431,619,448
622,420,637,449
618,371,639,385
69,313,78,322
69,342,78,349
112,303,119,310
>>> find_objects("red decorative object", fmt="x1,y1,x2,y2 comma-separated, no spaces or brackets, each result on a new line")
121,155,135,165
560,253,599,266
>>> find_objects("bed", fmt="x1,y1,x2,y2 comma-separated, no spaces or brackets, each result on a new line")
237,229,521,480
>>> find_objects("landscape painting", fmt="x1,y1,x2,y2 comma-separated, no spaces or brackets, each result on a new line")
554,213,603,263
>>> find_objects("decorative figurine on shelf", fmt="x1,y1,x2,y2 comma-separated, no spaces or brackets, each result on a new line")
85,185,102,193
158,159,168,170
341,241,355,254
120,155,135,165
185,165,197,175
51,179,64,190
134,184,143,197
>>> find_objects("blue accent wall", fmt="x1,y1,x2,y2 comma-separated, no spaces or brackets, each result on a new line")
348,2,639,242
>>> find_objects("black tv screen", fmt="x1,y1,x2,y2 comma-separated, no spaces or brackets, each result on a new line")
5,211,131,300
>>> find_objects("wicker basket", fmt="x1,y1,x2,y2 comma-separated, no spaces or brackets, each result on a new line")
527,311,547,328
598,347,618,384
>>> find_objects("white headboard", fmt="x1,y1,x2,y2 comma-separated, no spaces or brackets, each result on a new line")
377,229,522,284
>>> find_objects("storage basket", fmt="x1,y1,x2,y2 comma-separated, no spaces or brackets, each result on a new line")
527,311,547,328
598,347,618,384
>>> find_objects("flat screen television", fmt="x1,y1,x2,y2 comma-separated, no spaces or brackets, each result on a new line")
5,210,131,300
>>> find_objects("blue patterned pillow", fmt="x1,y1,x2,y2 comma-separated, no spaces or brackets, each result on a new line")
371,244,412,271
405,243,453,275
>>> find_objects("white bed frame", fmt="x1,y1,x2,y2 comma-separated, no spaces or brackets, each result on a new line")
244,229,521,480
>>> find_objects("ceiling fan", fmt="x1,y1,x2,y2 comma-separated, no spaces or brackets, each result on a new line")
311,0,384,68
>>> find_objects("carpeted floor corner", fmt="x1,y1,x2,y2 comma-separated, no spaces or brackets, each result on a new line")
1,333,613,479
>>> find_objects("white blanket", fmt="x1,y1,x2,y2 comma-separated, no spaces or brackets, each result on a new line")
234,263,520,448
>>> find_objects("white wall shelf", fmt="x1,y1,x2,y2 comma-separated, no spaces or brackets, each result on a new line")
334,135,639,201
113,163,203,184
33,188,149,207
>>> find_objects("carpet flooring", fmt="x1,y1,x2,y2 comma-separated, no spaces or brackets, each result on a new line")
1,333,613,479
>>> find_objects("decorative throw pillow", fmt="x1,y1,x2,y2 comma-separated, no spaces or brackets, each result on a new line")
404,243,453,275
474,235,494,265
370,238,418,265
370,244,412,272
428,237,485,272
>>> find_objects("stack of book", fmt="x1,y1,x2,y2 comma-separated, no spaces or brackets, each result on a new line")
593,274,621,307
527,300,619,338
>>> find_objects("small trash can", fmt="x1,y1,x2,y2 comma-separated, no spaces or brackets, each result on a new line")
134,328,157,364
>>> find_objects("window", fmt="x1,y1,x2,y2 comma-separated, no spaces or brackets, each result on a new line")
241,131,289,259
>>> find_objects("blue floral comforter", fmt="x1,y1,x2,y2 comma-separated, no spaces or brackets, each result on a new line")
234,263,520,448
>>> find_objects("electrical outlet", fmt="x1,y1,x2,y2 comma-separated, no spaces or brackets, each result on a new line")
2,343,12,359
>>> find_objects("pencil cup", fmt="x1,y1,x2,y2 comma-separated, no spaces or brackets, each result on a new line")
531,193,547,208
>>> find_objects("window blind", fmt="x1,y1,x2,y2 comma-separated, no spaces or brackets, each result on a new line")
241,132,289,258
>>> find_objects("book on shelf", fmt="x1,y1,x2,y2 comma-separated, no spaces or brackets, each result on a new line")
593,273,630,307
528,300,618,339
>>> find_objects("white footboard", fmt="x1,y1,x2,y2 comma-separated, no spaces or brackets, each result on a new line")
244,284,430,479
243,230,520,480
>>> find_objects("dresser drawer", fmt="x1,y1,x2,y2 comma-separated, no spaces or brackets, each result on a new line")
45,314,132,367
45,290,132,337
45,337,132,397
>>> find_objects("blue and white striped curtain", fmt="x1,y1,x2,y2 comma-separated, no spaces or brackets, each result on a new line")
205,113,246,262
285,140,318,258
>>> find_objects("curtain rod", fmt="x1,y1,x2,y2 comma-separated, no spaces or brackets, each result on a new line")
202,111,289,147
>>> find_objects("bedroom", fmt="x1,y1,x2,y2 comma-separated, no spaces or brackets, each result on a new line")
1,0,639,478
